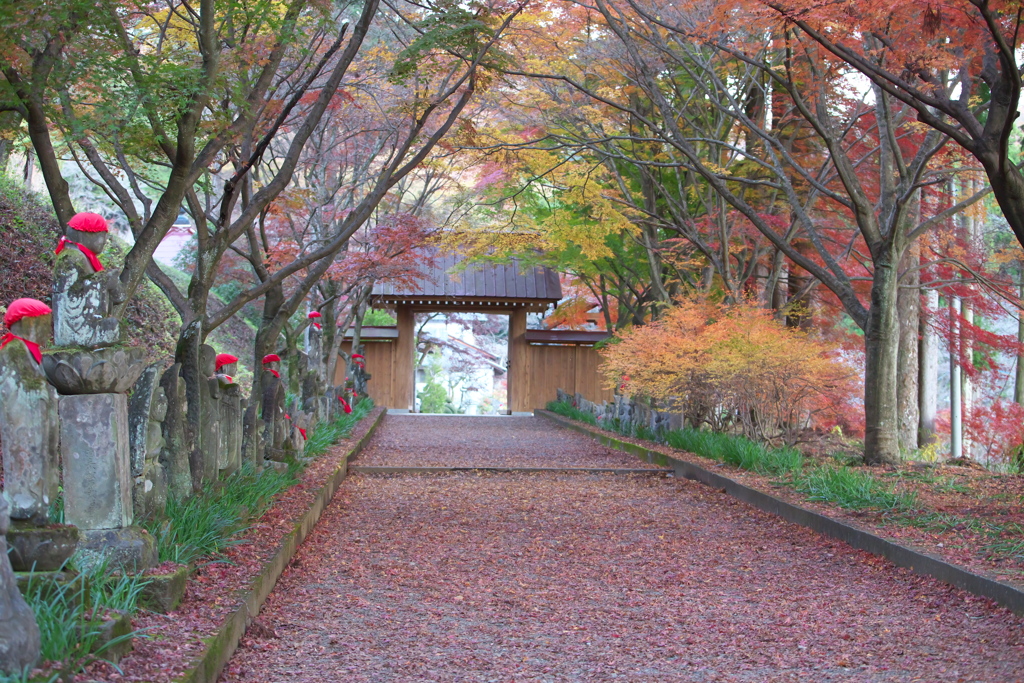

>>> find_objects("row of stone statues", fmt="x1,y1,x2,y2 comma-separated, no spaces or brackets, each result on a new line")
0,213,344,673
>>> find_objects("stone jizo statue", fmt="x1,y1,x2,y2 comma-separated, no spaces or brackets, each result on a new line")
0,496,41,673
53,212,123,348
0,299,59,524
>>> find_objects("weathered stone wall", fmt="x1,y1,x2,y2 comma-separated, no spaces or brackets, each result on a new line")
555,388,680,434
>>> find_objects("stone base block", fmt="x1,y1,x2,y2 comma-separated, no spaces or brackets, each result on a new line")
61,393,133,529
83,609,132,663
14,570,74,601
6,522,80,571
138,563,189,613
266,460,289,475
76,527,157,572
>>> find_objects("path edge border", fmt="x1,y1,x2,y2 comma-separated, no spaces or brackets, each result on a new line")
175,408,387,683
537,409,1024,616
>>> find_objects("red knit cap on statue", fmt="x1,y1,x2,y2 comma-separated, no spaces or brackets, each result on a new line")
308,311,322,318
67,212,109,233
262,354,281,364
215,353,238,371
4,298,52,328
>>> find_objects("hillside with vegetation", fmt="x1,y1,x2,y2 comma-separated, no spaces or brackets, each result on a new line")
0,177,256,369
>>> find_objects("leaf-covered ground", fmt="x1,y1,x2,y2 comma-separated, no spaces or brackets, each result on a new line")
551,411,1024,586
223,416,1024,682
353,415,663,469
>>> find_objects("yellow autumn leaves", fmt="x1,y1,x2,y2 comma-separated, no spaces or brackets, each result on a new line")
601,298,859,440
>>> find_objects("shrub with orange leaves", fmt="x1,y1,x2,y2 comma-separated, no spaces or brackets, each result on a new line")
601,299,860,443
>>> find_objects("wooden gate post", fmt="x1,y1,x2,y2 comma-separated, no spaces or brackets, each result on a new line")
509,308,529,413
393,305,415,411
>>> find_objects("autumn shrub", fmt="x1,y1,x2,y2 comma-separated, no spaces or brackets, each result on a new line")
795,465,917,511
601,298,859,442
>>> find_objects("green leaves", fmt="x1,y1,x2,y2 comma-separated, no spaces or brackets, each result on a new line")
389,1,511,85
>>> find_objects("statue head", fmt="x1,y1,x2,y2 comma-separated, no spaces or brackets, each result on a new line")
215,353,238,376
262,353,281,372
5,298,53,345
67,212,109,254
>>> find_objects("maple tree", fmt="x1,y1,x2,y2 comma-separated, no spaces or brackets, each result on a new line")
754,0,1024,252
0,0,358,324
462,0,1012,464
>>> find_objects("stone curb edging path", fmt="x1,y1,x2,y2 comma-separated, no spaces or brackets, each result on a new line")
174,408,386,683
537,409,1024,617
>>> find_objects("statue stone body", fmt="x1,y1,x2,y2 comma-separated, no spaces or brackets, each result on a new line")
261,358,286,462
349,344,371,400
214,354,242,476
199,345,221,484
158,363,191,499
0,497,41,674
128,364,169,521
50,213,154,569
52,222,122,348
0,303,59,524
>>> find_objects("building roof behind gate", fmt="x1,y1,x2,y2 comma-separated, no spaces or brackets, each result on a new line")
370,251,561,311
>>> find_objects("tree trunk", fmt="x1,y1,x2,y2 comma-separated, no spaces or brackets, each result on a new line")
961,299,974,458
175,319,203,494
950,295,963,459
896,243,920,452
1015,278,1024,405
862,247,901,465
918,288,939,445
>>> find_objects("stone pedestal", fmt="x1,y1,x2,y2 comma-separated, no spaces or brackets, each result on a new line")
60,393,133,529
6,522,80,572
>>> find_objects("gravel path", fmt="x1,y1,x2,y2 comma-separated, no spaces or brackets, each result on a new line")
223,416,1024,682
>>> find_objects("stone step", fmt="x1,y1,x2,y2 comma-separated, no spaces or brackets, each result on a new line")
349,465,672,475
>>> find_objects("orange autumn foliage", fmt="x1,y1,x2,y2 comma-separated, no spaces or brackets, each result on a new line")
601,299,861,442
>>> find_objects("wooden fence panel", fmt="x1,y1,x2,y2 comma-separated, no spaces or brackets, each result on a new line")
338,340,394,407
525,343,614,410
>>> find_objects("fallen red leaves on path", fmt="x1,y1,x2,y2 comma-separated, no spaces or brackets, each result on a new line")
223,416,1024,682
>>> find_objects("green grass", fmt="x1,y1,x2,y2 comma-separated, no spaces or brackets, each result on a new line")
548,399,803,476
898,512,986,533
10,559,150,682
304,398,374,457
985,533,1024,562
886,469,971,495
663,426,803,475
145,461,297,565
546,400,598,426
795,465,918,511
